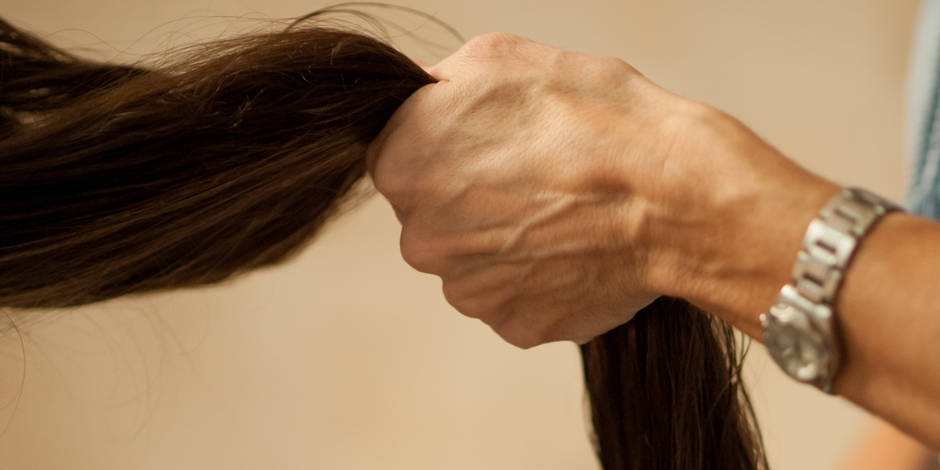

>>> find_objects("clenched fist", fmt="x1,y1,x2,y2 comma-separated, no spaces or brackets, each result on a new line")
367,33,835,348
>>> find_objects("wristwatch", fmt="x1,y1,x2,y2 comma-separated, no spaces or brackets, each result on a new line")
760,187,902,393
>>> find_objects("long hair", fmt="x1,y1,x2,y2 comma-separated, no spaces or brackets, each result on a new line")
0,15,766,469
581,297,766,469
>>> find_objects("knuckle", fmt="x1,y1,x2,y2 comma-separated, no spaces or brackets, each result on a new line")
441,282,465,310
442,281,495,321
578,55,636,83
371,176,394,200
501,327,541,350
461,32,524,57
493,308,551,350
598,55,634,73
399,227,438,273
371,161,407,202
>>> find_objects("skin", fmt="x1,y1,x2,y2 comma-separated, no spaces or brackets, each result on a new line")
366,33,940,450
842,420,939,470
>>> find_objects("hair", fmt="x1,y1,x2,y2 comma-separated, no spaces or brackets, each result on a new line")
0,13,766,469
581,298,766,469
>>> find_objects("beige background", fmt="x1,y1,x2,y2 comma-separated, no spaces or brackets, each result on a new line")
0,1,923,469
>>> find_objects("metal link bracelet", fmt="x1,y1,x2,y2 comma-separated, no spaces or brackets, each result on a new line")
792,188,902,304
761,187,902,393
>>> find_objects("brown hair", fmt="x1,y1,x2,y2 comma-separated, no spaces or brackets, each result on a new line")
581,297,766,469
0,14,766,469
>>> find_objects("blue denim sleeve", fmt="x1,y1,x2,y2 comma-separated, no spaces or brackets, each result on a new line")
907,3,940,465
907,0,940,219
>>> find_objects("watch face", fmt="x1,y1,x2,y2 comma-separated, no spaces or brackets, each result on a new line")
763,305,832,383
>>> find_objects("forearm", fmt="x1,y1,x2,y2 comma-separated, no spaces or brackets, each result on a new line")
369,31,940,444
842,420,940,470
645,109,940,448
835,211,940,449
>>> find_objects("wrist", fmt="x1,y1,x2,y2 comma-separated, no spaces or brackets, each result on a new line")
639,107,841,337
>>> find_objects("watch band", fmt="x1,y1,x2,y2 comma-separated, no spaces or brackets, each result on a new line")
762,187,902,393
792,188,903,304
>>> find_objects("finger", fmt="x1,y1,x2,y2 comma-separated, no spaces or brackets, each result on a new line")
425,43,480,80
424,56,455,81
389,202,406,224
365,82,435,179
424,35,484,80
572,336,597,346
428,32,545,80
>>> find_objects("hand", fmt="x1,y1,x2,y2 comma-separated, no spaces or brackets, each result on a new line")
367,32,832,347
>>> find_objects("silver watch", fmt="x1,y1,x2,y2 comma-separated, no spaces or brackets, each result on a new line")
760,187,901,393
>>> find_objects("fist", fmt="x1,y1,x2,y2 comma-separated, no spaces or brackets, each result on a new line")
367,33,712,348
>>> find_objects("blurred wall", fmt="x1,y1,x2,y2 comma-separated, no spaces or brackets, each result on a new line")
0,1,921,469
